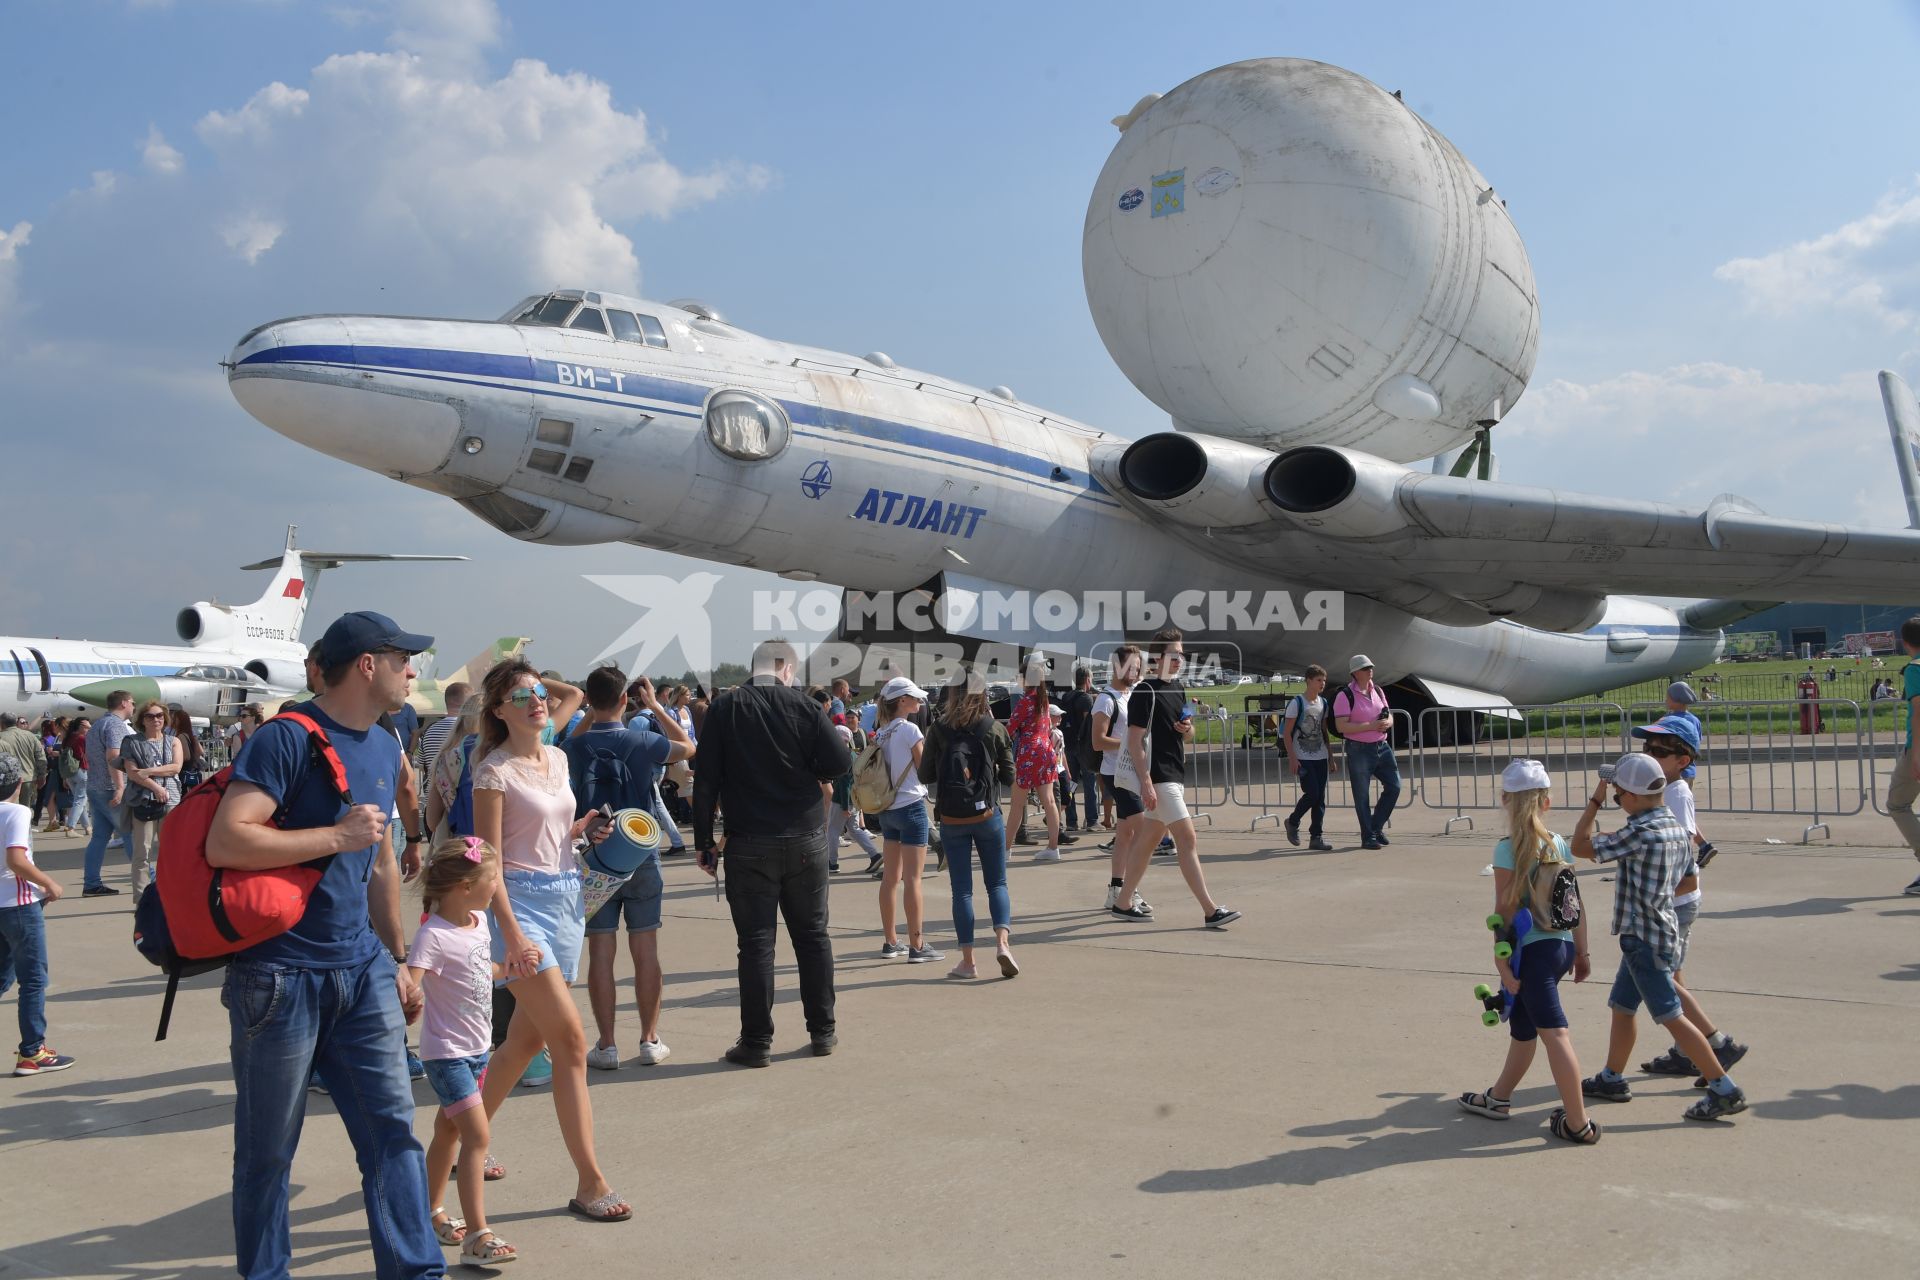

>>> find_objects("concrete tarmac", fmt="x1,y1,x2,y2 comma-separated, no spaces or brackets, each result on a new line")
4,795,1917,1279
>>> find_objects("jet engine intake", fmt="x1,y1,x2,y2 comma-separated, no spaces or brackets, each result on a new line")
1113,432,1275,527
176,604,237,646
1262,446,1411,538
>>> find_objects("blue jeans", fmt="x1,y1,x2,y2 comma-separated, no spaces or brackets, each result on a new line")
1606,933,1684,1024
1078,767,1099,828
82,788,121,889
0,902,49,1057
650,781,684,850
1343,741,1401,839
64,785,90,832
225,952,444,1280
1288,757,1329,837
942,813,1010,947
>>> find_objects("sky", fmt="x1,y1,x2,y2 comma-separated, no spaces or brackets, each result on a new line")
4,0,1919,677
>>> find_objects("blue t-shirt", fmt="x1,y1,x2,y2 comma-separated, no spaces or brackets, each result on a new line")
561,721,671,854
230,703,404,969
1491,833,1575,950
389,703,419,754
1905,661,1920,749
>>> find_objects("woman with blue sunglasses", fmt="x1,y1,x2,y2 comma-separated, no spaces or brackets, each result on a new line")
469,658,631,1224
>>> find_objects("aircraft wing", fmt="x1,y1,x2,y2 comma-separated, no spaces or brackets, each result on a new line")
239,552,469,571
1092,440,1920,632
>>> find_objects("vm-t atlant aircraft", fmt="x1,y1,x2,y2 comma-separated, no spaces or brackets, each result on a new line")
225,60,1920,714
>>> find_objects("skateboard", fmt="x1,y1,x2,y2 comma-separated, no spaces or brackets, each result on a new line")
1471,907,1533,1027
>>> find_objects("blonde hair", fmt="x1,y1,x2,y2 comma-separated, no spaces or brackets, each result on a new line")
419,836,498,912
1499,788,1555,920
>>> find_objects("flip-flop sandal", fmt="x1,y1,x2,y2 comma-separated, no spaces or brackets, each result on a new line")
461,1229,517,1266
567,1192,632,1223
452,1154,506,1181
431,1210,467,1246
1548,1107,1601,1145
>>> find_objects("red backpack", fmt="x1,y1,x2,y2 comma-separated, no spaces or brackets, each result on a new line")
134,710,352,1038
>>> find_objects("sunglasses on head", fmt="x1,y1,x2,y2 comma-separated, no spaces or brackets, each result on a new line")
507,683,549,709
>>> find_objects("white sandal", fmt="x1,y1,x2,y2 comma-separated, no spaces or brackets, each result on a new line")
431,1209,467,1245
462,1228,517,1267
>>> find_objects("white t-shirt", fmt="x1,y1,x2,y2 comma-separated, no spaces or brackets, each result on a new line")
0,801,40,907
1094,687,1130,776
1050,728,1068,780
1665,779,1703,907
877,720,926,810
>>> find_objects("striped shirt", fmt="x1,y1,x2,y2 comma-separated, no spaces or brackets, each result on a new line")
416,714,461,780
1589,805,1690,955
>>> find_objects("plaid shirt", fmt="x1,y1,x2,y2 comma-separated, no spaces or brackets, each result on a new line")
1589,804,1690,955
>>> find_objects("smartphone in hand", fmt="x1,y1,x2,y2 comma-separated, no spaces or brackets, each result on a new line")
582,804,614,841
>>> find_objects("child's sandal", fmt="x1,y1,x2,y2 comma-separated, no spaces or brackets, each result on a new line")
462,1229,517,1267
1457,1089,1511,1120
431,1209,467,1246
1548,1107,1601,1145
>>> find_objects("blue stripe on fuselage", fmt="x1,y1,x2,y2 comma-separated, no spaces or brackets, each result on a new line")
240,343,1112,497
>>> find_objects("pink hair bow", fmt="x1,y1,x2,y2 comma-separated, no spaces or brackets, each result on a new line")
462,836,486,863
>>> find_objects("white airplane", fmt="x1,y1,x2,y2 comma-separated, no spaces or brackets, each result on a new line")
2,527,464,722
224,59,1920,716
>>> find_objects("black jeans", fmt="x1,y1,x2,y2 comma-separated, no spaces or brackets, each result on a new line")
1288,757,1328,837
724,830,835,1047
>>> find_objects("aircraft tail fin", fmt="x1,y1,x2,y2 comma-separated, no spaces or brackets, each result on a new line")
408,637,530,714
222,525,468,648
1879,371,1920,530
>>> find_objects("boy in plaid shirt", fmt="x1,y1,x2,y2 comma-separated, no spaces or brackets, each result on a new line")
1571,753,1748,1121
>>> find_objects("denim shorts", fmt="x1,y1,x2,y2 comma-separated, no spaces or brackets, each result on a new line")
1607,933,1683,1023
1109,780,1144,820
1674,898,1699,969
876,802,929,846
1507,938,1575,1043
492,868,584,985
423,1052,490,1116
586,858,664,934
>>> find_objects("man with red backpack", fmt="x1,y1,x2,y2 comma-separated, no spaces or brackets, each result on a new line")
206,611,446,1280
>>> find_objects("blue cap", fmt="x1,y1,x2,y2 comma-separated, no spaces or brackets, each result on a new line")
1632,713,1701,755
314,611,434,668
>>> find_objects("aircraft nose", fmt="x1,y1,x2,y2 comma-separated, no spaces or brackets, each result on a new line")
228,316,461,478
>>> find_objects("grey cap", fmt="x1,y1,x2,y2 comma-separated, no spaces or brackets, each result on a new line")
1349,654,1375,673
0,756,19,801
1666,681,1698,706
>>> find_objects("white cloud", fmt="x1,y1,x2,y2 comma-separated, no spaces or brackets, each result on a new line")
1715,178,1920,333
221,214,285,264
0,221,28,320
386,0,502,76
1501,361,1902,526
141,124,184,175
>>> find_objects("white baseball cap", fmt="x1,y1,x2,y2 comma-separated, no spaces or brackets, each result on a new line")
1500,759,1551,794
1609,752,1667,796
1349,654,1375,672
880,676,929,701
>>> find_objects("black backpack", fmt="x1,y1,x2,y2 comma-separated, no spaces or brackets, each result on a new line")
574,738,639,817
936,721,995,820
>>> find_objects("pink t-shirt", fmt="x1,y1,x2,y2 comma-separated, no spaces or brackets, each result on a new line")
407,910,494,1060
472,745,577,874
1335,682,1390,743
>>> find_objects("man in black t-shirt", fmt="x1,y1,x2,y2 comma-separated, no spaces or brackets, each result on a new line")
1061,665,1098,833
1110,628,1241,929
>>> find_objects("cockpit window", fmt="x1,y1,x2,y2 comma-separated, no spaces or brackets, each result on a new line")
514,295,579,327
704,389,789,461
637,314,668,348
607,310,643,343
569,307,608,335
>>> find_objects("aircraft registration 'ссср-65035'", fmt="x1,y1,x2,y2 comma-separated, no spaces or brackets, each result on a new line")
226,59,1920,715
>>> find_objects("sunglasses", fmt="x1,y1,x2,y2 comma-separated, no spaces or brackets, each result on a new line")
142,712,167,721
506,683,549,709
1643,743,1685,759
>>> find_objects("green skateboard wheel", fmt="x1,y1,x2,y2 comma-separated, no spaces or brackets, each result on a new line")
1486,913,1505,931
1481,1009,1500,1027
1493,941,1513,960
1473,983,1493,1000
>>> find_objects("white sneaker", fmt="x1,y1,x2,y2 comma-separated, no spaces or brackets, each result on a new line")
586,1043,621,1071
637,1039,671,1066
1104,884,1120,909
1034,847,1062,863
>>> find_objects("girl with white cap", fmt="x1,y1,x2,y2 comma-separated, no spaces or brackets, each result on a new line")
1458,758,1598,1144
873,676,943,963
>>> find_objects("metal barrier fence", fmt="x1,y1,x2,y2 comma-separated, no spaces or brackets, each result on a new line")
1223,708,1418,833
1414,698,1869,844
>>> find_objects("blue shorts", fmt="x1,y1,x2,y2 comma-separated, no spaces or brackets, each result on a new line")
1507,938,1574,1042
492,868,584,985
423,1052,490,1116
1607,933,1683,1024
1110,781,1144,820
876,803,929,846
1674,898,1699,969
586,858,664,934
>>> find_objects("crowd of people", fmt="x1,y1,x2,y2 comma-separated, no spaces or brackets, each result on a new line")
6,609,1920,1275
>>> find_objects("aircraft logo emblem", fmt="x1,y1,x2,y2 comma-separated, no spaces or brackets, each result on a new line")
1118,187,1143,212
1195,166,1237,196
801,459,833,500
1151,169,1184,218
